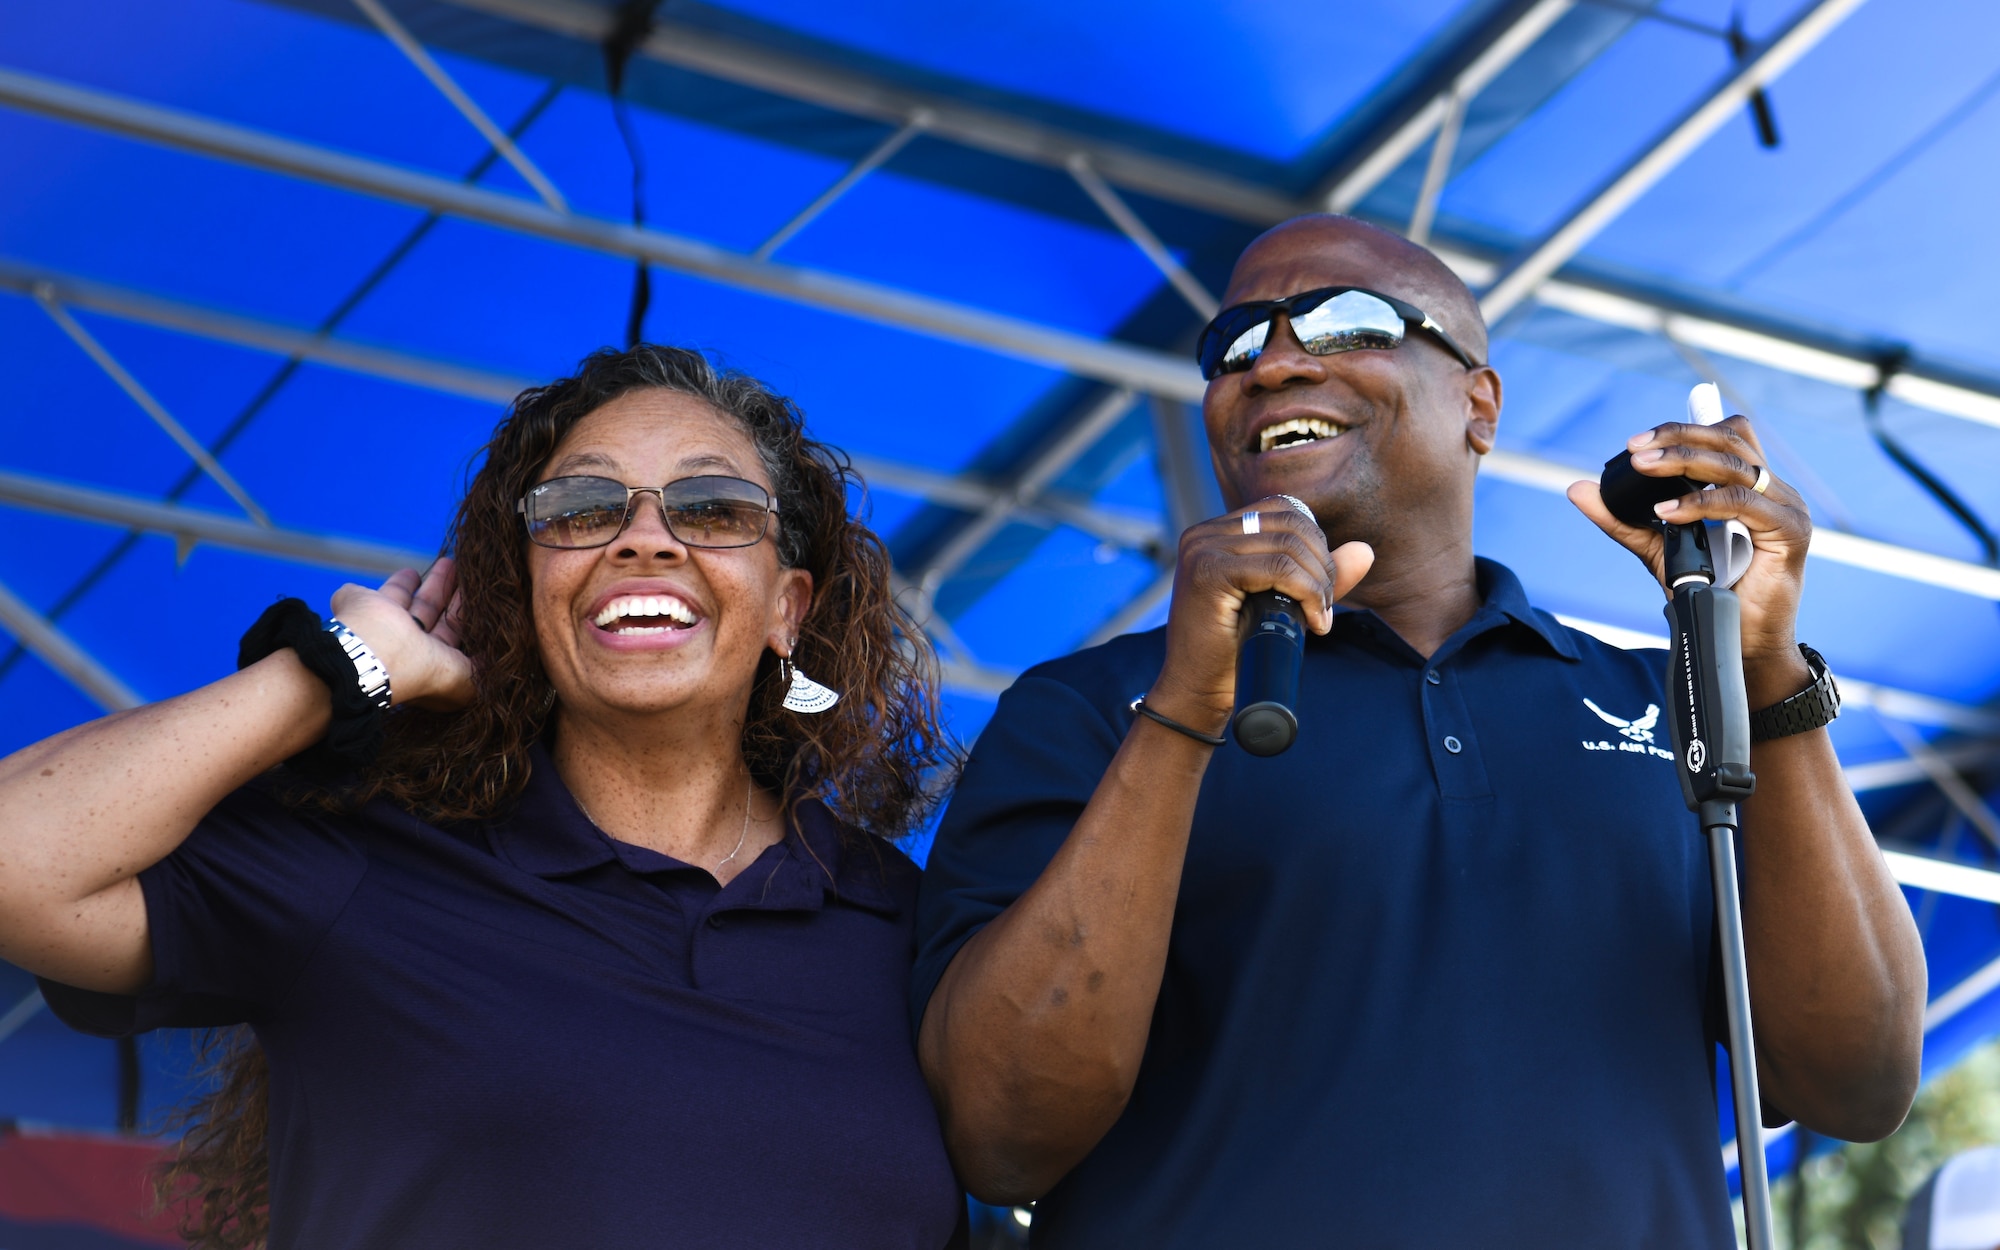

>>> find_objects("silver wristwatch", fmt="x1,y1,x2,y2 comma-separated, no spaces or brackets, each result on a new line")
325,619,393,711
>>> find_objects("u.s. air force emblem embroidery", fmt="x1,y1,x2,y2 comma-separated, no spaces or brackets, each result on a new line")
1581,699,1675,760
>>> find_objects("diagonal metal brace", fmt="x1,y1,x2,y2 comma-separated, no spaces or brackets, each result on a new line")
352,0,569,213
1068,153,1218,319
34,286,272,527
1877,715,2000,852
754,111,931,261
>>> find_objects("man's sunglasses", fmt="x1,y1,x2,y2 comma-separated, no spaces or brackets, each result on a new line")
1196,286,1482,381
518,474,778,550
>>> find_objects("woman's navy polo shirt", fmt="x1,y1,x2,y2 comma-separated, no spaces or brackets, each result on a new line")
42,744,963,1250
915,560,1735,1249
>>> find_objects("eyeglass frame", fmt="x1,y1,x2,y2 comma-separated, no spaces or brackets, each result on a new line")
515,473,781,550
1196,285,1484,381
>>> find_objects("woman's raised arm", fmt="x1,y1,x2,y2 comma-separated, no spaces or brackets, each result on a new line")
0,561,468,994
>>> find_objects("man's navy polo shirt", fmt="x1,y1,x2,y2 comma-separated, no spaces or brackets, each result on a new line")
915,560,1733,1249
43,743,963,1250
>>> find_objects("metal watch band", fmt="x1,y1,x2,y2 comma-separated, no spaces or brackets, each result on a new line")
1748,643,1839,743
325,619,393,712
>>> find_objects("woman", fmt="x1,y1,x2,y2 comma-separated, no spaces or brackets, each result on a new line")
0,346,965,1249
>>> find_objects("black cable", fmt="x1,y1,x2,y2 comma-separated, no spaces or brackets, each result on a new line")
0,82,566,684
1864,354,2000,568
1725,11,1782,150
1579,1,1780,148
603,1,665,348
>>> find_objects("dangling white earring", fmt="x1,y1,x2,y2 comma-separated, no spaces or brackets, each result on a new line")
779,651,840,714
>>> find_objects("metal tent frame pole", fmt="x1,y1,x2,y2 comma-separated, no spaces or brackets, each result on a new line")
0,66,1206,401
0,575,142,711
1479,0,1870,322
7,63,2000,435
912,388,1140,601
3,259,1990,600
0,262,1162,556
1324,0,1578,212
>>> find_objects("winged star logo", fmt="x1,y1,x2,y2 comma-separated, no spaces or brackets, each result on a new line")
1584,699,1660,744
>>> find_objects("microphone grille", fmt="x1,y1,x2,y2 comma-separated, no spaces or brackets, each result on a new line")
1273,494,1318,526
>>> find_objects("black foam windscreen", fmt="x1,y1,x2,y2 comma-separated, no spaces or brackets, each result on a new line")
1599,450,1694,529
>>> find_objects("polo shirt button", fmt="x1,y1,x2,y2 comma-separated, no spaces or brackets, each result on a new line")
1426,669,1441,685
1443,735,1463,754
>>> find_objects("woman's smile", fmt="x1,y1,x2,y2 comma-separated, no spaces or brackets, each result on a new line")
585,580,709,652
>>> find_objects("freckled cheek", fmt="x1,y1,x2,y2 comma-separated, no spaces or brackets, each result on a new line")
704,572,765,653
526,551,592,651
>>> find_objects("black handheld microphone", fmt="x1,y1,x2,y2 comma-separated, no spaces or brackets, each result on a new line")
1232,494,1318,757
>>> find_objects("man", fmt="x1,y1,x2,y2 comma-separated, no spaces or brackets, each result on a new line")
913,215,1925,1247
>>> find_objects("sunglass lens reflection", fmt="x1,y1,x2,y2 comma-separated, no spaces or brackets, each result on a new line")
661,498,767,546
1209,291,1408,378
1219,318,1269,374
1289,290,1404,357
657,477,771,549
527,477,630,548
526,476,774,549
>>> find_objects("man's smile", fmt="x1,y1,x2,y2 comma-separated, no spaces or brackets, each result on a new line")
1253,416,1346,455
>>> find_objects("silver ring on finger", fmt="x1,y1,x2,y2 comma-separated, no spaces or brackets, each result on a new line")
1241,512,1261,535
1751,464,1771,495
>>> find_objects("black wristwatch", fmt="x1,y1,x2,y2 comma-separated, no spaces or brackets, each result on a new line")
1749,644,1840,743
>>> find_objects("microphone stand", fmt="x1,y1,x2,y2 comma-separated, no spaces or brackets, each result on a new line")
1658,519,1774,1250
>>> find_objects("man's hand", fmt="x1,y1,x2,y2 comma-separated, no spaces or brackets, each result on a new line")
330,558,474,711
1151,500,1373,734
1567,415,1813,707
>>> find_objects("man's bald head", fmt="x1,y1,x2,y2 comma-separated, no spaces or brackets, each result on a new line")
1223,215,1487,366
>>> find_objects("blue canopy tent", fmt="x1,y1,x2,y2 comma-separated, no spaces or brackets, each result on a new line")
1,0,1998,1227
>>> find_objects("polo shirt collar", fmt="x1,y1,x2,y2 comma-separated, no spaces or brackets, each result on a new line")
1328,558,1579,664
1473,557,1581,662
729,800,903,917
484,743,900,915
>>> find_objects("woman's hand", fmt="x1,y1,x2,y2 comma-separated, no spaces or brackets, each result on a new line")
1567,414,1814,707
330,558,475,711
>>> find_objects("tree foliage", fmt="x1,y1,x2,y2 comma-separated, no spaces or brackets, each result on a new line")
1771,1037,2000,1249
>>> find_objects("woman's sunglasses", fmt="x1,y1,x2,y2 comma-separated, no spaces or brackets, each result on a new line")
518,474,778,550
1196,286,1482,381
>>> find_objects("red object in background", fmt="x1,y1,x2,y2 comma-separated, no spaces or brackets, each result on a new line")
0,1124,181,1247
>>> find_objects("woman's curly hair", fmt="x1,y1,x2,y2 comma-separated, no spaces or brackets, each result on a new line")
159,345,955,1247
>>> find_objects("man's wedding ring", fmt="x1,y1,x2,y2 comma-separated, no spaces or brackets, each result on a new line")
1242,512,1261,535
1751,464,1771,495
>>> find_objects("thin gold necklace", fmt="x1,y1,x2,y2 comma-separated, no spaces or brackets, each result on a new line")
714,774,754,872
575,774,754,874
